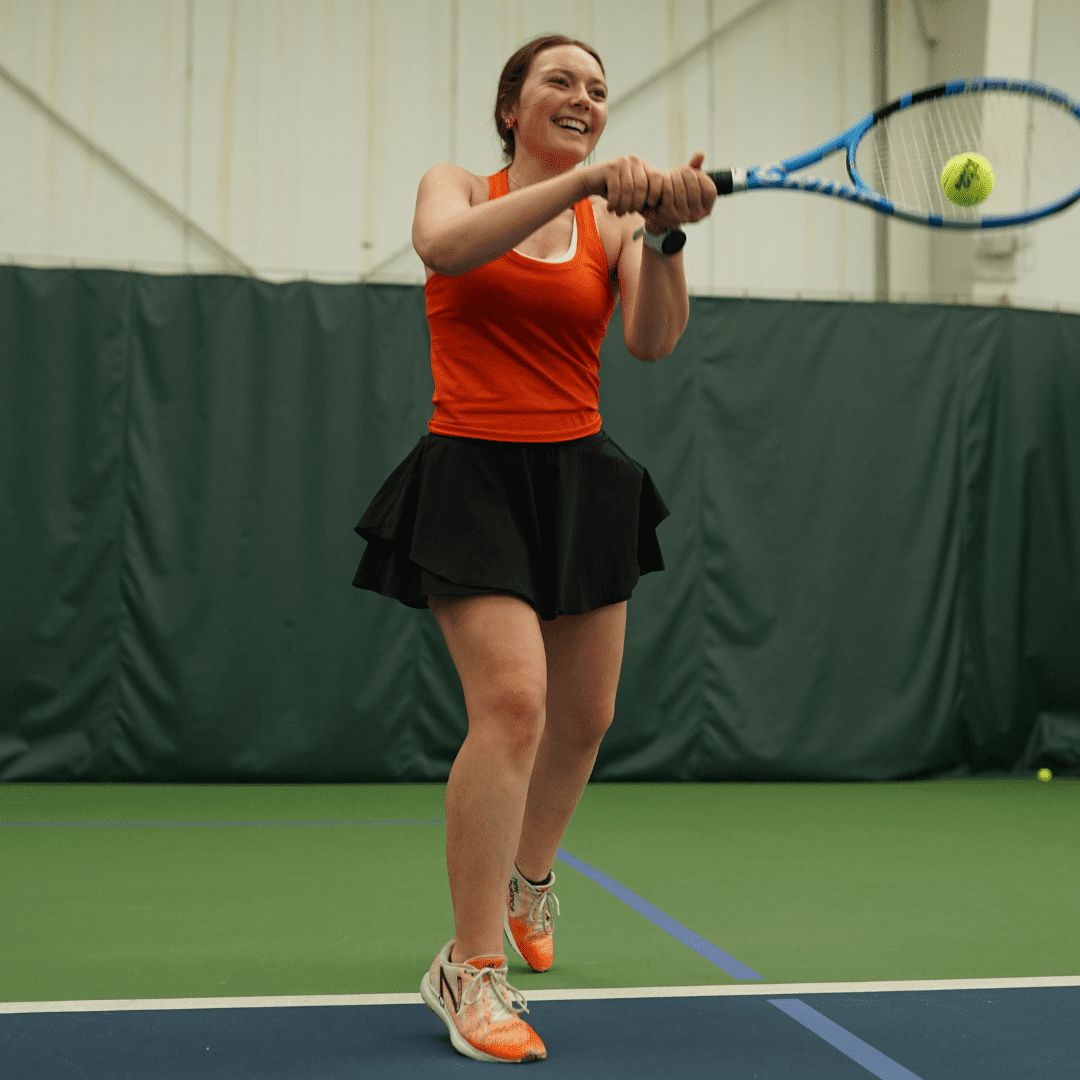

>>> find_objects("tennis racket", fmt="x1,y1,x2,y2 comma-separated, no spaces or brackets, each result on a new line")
648,77,1080,255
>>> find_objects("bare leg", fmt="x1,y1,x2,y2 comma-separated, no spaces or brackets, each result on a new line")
427,595,548,967
514,729,602,883
514,601,626,884
445,728,540,963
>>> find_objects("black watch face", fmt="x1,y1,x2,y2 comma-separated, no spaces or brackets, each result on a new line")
662,230,687,255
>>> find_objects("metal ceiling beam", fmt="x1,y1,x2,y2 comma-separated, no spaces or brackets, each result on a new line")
0,56,253,276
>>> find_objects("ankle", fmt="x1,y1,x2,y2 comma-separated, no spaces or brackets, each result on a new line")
515,863,552,887
451,942,501,967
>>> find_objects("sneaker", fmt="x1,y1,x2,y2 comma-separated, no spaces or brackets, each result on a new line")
420,940,547,1063
505,865,560,972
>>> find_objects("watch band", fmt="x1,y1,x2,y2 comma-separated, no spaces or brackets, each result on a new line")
634,225,687,255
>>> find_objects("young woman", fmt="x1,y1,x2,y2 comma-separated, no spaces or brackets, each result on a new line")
353,34,716,1064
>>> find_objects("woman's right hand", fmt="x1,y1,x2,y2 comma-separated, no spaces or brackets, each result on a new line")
582,156,667,216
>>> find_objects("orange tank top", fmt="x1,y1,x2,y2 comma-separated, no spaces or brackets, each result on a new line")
425,168,617,442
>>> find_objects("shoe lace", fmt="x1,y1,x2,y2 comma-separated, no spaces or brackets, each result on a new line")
533,885,560,927
461,963,531,1020
521,874,560,929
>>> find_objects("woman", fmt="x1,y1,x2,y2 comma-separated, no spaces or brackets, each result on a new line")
353,34,716,1064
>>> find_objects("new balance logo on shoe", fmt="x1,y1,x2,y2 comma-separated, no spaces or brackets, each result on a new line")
439,966,461,1013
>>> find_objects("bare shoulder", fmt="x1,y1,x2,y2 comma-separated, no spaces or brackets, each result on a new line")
418,163,489,206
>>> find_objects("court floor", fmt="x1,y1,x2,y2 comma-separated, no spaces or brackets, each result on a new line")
2,779,1076,1077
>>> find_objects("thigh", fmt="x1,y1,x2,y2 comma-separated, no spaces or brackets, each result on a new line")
428,594,548,732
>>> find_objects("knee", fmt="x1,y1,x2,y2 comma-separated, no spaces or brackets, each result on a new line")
471,682,546,760
582,710,615,746
548,707,614,749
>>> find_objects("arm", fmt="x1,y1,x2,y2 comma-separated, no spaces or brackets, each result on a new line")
412,155,674,280
619,221,690,362
618,153,717,362
412,164,588,278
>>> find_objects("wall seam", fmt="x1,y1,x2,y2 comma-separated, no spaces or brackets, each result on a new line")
112,272,139,778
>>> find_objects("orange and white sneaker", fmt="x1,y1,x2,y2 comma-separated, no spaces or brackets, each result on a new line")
505,865,560,973
420,940,547,1063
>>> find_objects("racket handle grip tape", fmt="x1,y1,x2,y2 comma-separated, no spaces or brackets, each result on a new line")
707,169,734,195
706,169,749,195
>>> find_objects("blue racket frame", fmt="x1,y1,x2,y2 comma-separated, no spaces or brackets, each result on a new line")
707,77,1080,230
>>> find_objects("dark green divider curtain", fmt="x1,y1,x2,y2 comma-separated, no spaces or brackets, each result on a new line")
1,266,1077,782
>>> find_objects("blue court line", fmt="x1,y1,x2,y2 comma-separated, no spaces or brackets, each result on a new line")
769,999,925,1079
556,847,764,981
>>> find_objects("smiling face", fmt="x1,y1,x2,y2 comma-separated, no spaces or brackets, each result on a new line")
503,44,608,171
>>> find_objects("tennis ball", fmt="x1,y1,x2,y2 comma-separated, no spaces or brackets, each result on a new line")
1038,768,1052,782
940,153,994,207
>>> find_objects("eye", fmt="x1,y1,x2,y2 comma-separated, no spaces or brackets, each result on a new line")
551,77,568,86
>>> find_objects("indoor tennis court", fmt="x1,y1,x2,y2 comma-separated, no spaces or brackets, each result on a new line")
2,2,1078,1078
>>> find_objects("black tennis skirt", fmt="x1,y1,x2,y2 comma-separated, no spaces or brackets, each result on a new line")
352,428,670,621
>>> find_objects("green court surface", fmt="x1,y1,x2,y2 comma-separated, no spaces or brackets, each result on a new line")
2,778,1076,1005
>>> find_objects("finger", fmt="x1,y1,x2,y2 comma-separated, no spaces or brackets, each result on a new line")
627,160,640,212
662,172,676,218
605,163,620,213
687,153,716,216
612,161,628,214
638,159,661,211
684,167,705,218
701,170,718,213
669,167,691,221
634,159,652,212
621,159,636,213
683,166,709,219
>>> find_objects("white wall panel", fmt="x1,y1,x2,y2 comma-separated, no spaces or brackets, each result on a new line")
704,0,875,299
0,0,203,270
996,0,1080,311
0,0,1078,310
190,0,400,280
886,0,933,302
925,0,989,304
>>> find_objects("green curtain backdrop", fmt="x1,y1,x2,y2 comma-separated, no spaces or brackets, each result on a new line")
1,267,1077,782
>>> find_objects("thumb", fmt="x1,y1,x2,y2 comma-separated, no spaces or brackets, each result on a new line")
689,152,705,168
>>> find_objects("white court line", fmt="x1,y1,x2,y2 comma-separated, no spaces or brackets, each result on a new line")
3,976,1077,1014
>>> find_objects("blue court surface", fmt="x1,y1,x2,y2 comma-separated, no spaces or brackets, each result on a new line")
3,980,1076,1079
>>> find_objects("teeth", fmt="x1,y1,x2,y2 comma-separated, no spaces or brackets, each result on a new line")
555,120,586,132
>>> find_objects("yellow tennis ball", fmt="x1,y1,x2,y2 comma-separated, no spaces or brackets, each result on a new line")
1038,768,1052,782
940,153,994,207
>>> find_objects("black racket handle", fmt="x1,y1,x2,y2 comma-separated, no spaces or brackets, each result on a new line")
707,170,734,194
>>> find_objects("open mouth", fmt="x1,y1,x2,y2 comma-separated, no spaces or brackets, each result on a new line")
553,119,588,134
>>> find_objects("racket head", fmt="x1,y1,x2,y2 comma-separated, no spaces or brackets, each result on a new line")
849,78,1080,227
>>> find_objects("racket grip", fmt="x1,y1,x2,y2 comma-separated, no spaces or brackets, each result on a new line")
706,170,735,195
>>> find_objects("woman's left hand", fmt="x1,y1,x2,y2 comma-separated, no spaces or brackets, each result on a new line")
639,152,717,235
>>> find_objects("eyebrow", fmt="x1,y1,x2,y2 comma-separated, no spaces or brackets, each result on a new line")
543,67,607,88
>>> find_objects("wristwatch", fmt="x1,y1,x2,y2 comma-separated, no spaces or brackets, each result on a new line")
634,225,687,255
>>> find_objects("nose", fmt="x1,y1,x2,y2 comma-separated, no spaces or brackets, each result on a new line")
568,83,591,109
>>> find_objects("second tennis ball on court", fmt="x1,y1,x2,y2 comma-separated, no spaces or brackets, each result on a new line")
1038,768,1052,781
940,152,994,206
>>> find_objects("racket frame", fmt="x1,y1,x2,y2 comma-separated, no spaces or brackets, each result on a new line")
705,77,1080,230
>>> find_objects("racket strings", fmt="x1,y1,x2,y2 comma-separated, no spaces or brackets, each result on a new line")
855,89,1080,219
